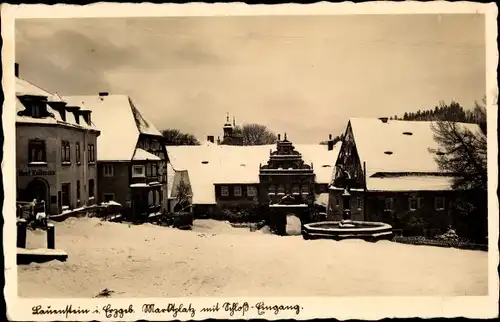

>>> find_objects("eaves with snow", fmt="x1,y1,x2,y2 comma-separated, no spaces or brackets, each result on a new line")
63,94,163,162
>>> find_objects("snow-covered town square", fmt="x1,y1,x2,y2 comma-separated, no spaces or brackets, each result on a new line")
8,8,495,305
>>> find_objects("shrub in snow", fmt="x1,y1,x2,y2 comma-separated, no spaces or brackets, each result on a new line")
436,228,459,241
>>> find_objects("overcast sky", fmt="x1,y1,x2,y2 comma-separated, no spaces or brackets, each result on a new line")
15,14,485,143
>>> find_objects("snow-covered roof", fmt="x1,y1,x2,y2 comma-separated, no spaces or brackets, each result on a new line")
367,176,454,192
16,77,55,98
15,77,97,131
132,148,161,161
347,118,484,191
63,95,163,161
167,142,341,205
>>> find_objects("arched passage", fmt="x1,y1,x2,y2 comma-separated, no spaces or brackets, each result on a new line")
285,213,302,235
24,177,50,207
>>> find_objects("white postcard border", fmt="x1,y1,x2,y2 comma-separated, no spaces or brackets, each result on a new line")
2,2,499,320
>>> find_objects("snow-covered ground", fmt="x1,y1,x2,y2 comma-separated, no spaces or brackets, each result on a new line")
17,217,488,298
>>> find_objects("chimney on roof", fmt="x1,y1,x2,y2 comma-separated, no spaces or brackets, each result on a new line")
14,63,19,77
207,135,215,143
98,92,109,97
217,136,221,145
327,133,334,151
379,117,389,123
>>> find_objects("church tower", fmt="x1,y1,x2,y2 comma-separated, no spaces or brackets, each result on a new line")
223,112,233,139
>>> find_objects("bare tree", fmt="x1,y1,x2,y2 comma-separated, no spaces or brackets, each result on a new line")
221,123,277,145
430,121,487,190
162,129,200,146
174,178,192,213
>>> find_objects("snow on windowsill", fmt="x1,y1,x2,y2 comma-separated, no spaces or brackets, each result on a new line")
62,161,71,166
28,162,48,166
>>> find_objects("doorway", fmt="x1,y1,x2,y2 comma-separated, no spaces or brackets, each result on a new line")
61,183,71,208
24,178,49,206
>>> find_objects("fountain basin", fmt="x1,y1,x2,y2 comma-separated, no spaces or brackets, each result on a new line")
302,220,393,242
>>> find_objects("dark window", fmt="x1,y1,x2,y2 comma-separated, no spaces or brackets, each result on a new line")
76,180,81,200
409,197,421,210
103,164,114,177
146,163,152,177
435,197,445,210
88,144,95,163
385,197,393,210
76,143,81,164
28,139,46,163
61,183,71,207
89,179,95,198
61,141,71,163
356,197,362,209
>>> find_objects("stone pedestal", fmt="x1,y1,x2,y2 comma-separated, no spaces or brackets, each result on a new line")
17,219,27,248
47,223,55,249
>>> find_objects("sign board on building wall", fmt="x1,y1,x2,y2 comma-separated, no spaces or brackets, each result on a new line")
18,169,56,176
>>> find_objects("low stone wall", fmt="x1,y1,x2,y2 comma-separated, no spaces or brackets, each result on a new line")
392,236,488,252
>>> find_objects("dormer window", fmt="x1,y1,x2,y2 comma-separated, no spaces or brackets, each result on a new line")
59,109,66,122
81,111,91,125
32,104,41,117
73,112,80,124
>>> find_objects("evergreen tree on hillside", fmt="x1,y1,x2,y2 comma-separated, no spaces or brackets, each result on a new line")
397,97,486,131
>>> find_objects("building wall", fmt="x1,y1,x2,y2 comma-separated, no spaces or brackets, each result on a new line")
136,134,167,212
97,162,131,206
215,183,260,209
327,189,365,221
327,189,454,233
16,123,99,214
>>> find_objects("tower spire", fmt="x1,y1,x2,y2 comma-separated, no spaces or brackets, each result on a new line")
226,112,230,123
233,116,235,127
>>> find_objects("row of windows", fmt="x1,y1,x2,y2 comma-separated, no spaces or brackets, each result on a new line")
104,164,159,178
137,140,162,152
268,184,309,194
220,185,258,197
131,164,161,178
332,196,446,211
27,103,92,126
28,139,95,165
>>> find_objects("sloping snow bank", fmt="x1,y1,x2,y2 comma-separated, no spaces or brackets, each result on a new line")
18,217,488,298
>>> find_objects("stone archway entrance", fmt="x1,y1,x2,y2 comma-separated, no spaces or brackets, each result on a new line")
268,205,312,236
24,178,50,207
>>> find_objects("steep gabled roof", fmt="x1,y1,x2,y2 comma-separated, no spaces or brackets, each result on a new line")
346,118,484,191
63,95,163,161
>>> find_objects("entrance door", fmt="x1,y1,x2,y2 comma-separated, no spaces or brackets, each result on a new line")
25,178,49,206
61,183,71,208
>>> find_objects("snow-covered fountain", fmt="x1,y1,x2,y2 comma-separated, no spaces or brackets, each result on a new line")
302,188,393,242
